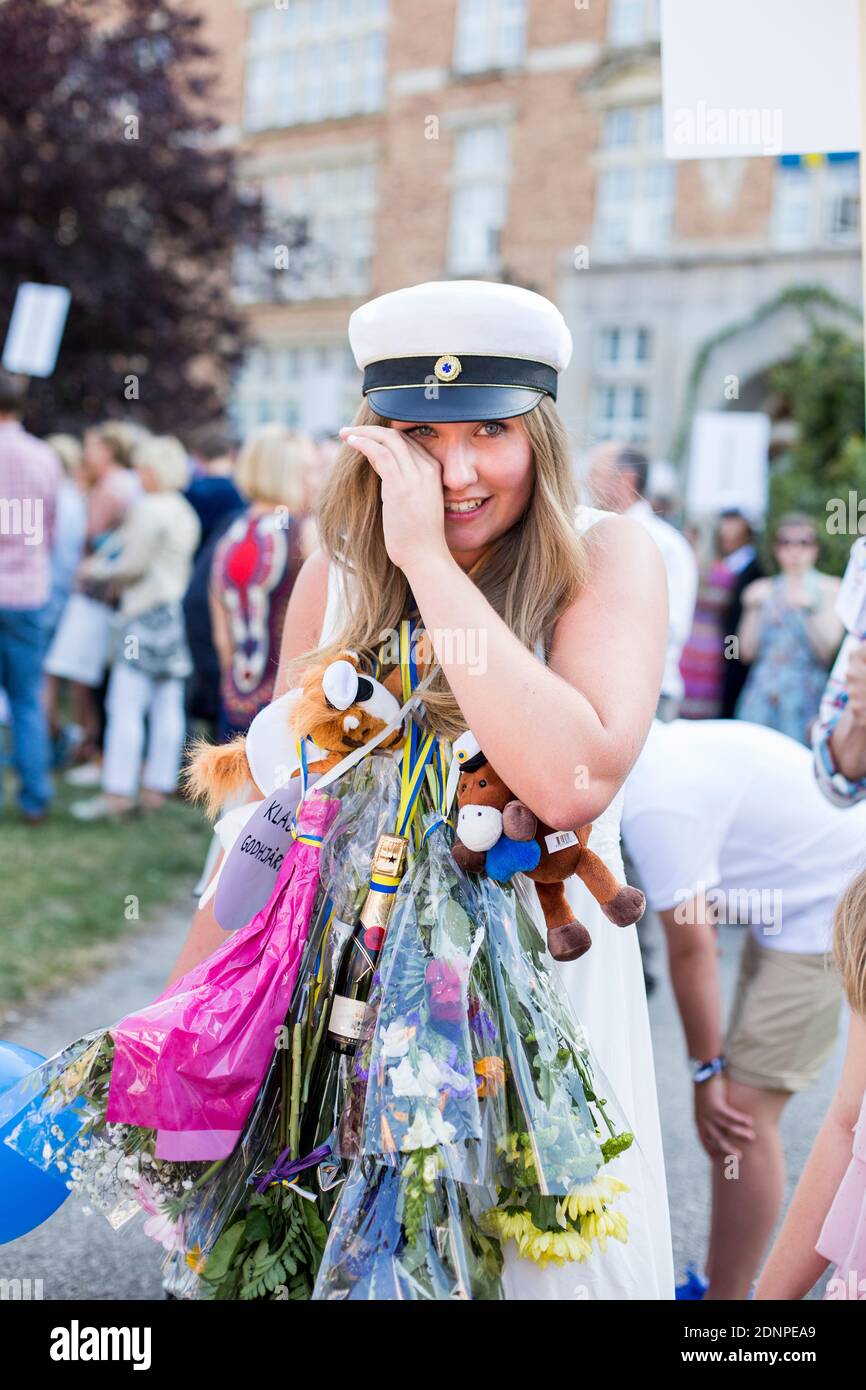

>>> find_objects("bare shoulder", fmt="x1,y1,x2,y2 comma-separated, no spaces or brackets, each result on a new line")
576,512,667,600
550,513,666,660
276,547,332,686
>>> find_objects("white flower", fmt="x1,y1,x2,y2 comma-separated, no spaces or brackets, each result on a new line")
401,1105,457,1152
389,1055,431,1099
389,1050,470,1101
381,1021,413,1059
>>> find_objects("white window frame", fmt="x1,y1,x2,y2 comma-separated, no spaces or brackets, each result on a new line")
453,0,527,75
236,157,379,303
594,102,676,258
447,122,511,275
592,323,652,445
771,156,861,250
607,0,661,47
243,0,389,133
232,343,362,439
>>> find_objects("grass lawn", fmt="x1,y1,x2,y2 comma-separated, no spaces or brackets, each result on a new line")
0,775,211,1020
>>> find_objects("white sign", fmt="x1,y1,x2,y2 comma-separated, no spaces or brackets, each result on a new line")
2,283,71,377
686,411,770,518
661,0,860,159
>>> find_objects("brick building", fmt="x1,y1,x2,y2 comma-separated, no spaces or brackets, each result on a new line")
200,0,861,466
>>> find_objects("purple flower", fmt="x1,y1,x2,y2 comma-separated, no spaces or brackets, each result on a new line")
470,1008,497,1042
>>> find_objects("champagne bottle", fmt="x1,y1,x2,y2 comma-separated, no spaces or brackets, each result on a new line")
299,831,409,1157
327,831,409,1053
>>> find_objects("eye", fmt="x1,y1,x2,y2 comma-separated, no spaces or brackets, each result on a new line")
479,421,506,437
408,424,436,437
479,779,487,788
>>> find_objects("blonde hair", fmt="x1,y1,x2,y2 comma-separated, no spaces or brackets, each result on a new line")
132,434,189,492
235,424,315,510
282,395,586,740
88,420,145,469
46,433,82,475
833,867,866,1017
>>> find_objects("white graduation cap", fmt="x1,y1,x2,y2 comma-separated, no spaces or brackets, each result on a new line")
444,729,483,815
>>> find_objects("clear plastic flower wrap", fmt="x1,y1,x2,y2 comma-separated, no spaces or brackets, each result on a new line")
311,1158,503,1301
345,817,501,1185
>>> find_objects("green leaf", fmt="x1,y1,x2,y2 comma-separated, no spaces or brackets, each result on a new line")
244,1208,271,1244
199,1220,247,1283
301,1198,329,1252
441,898,472,953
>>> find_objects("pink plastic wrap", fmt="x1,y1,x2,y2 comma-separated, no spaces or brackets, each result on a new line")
105,792,340,1161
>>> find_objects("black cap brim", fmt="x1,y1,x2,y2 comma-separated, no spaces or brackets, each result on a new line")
366,385,545,423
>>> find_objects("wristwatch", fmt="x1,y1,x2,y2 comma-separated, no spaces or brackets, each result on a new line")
691,1054,727,1084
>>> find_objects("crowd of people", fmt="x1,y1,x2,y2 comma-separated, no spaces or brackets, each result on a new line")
0,367,335,826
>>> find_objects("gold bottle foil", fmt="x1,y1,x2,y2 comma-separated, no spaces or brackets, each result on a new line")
358,832,409,930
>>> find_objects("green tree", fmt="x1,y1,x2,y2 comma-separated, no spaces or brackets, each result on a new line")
0,0,263,434
768,326,865,575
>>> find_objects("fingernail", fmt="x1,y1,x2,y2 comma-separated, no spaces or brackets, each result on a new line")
347,434,359,445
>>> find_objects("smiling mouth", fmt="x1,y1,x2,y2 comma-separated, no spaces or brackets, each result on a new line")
444,498,490,516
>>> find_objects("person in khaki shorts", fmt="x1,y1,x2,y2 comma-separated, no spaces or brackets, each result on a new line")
725,932,841,1094
621,717,865,1300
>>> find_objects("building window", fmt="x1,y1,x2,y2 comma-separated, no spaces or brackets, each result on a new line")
232,344,362,440
243,0,389,132
594,102,675,257
447,123,510,274
453,0,527,74
236,159,378,303
598,325,651,366
607,0,660,47
592,324,652,445
771,154,860,250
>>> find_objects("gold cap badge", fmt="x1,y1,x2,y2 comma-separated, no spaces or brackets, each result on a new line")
433,353,462,382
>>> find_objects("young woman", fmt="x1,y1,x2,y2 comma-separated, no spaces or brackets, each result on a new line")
736,513,842,745
269,279,674,1298
23,281,672,1300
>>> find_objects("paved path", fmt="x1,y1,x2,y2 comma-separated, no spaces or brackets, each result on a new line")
1,907,846,1299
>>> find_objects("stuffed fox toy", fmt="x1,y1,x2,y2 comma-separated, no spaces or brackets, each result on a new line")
449,732,645,962
185,650,412,819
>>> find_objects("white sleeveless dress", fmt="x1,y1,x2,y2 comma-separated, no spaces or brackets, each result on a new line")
318,505,675,1301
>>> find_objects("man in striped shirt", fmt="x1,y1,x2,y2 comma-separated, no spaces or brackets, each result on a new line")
0,370,62,821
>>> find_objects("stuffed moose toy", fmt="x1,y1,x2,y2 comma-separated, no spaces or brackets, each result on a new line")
186,648,412,816
449,732,645,962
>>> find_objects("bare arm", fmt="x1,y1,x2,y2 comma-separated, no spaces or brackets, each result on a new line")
406,516,667,828
755,1010,866,1300
208,585,232,673
659,899,756,1160
736,579,768,665
659,900,723,1062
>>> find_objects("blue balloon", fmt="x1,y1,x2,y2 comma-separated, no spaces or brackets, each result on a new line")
0,1040,71,1244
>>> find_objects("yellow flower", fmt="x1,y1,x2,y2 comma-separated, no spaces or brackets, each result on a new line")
480,1207,593,1266
185,1244,207,1275
474,1056,506,1098
556,1174,630,1223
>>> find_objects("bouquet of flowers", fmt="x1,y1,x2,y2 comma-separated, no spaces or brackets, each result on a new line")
2,638,637,1301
